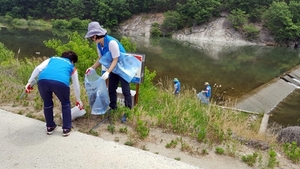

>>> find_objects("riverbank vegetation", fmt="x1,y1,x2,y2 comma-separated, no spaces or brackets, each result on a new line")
0,16,90,31
1,0,300,45
0,32,299,167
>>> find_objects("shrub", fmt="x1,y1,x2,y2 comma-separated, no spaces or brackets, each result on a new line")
68,18,85,30
28,19,49,27
268,148,279,168
166,139,178,148
161,11,183,33
151,27,162,37
197,126,207,142
242,152,258,166
4,14,13,22
215,147,224,155
52,19,70,29
0,43,14,64
136,119,150,139
11,18,28,28
283,142,300,163
242,24,260,41
120,37,136,52
228,9,249,30
44,31,97,79
150,22,162,37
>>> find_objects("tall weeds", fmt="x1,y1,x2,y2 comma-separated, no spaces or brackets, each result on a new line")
0,39,271,144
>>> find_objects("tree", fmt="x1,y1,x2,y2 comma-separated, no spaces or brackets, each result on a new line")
263,1,300,43
120,37,136,52
176,0,221,26
227,9,249,30
160,11,184,35
289,0,300,24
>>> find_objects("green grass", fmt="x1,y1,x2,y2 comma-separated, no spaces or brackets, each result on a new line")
0,41,270,145
242,152,258,166
1,39,295,168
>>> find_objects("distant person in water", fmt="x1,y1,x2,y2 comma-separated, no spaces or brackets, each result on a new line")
173,78,181,96
197,82,211,104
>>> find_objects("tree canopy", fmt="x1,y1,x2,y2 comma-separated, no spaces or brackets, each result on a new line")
1,0,300,43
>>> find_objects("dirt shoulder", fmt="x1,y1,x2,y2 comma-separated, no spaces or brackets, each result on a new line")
0,102,298,169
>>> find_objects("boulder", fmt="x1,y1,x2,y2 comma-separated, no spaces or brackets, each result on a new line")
277,126,300,146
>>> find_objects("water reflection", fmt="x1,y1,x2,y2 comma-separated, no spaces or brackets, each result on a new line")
1,28,300,126
269,89,300,127
134,37,300,98
0,27,86,58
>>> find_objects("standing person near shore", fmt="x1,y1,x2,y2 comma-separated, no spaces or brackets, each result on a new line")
25,51,84,137
173,78,181,96
197,82,212,104
84,21,131,123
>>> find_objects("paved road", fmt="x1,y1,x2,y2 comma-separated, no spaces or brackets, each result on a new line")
0,109,201,169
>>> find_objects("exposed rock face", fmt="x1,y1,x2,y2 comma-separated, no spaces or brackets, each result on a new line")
118,14,270,45
118,13,164,38
117,13,277,59
277,126,300,146
172,17,259,46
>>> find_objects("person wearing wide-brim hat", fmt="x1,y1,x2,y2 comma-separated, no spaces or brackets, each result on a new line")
84,21,131,123
197,82,211,104
173,78,181,96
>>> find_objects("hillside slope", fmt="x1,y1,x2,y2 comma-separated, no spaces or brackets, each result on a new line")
117,13,278,60
118,13,275,47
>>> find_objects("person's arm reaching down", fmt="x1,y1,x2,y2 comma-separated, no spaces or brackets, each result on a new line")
71,68,83,109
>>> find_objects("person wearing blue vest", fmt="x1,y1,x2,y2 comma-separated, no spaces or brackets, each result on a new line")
25,51,84,137
173,78,181,96
197,82,211,104
85,21,131,123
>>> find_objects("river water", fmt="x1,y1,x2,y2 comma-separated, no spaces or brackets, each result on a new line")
0,27,300,126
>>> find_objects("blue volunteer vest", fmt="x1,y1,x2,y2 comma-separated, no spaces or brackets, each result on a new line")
97,35,126,56
205,85,211,98
38,57,74,86
175,81,181,93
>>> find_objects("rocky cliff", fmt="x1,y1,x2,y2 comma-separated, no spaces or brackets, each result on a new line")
119,13,275,44
117,13,276,59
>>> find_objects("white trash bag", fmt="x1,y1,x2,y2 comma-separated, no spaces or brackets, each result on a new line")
61,105,86,121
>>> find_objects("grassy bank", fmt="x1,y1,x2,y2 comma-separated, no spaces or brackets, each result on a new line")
0,38,299,167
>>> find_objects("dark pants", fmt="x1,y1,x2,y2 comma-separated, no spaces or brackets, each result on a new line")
38,80,71,129
108,72,132,109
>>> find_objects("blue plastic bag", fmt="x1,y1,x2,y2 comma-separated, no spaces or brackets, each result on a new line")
99,52,141,83
197,92,209,104
84,70,110,115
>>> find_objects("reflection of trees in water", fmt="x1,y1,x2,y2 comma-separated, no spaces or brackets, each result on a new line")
0,28,87,58
0,28,56,58
138,37,300,100
269,90,300,127
2,29,299,103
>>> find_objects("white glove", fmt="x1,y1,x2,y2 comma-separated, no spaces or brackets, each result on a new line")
102,71,110,80
85,67,94,75
25,83,34,93
76,101,84,110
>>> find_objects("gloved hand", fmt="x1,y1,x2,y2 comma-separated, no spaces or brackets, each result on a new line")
25,83,33,93
76,101,84,110
85,67,94,75
101,71,110,80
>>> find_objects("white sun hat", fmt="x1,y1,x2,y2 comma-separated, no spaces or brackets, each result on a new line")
85,21,107,38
